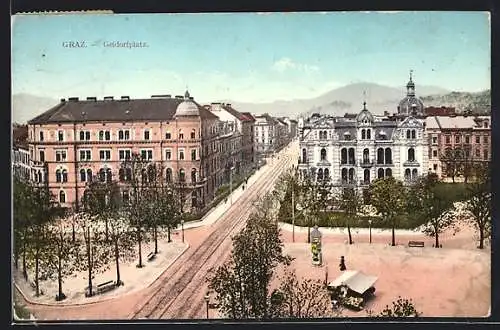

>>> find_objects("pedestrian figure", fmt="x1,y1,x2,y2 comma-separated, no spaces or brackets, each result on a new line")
339,256,346,271
224,197,228,204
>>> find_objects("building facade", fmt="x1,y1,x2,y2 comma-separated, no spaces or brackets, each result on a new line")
254,113,279,156
298,74,428,191
27,91,221,211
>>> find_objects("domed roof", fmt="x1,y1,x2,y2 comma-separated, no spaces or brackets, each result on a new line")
174,90,199,117
398,96,424,116
356,102,374,123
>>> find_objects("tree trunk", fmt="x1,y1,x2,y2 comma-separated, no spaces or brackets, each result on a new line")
478,226,484,249
87,230,93,297
391,226,396,247
137,227,143,268
435,231,439,248
154,226,158,254
22,231,28,280
105,219,109,241
35,250,40,296
57,254,64,300
115,240,122,286
307,226,311,243
347,224,353,245
167,227,171,243
72,223,75,243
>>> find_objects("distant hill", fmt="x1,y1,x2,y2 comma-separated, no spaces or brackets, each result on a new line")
421,90,491,114
220,82,450,118
12,94,59,124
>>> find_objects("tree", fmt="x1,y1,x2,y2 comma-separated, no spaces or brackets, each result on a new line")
410,175,455,248
45,218,80,301
440,147,462,183
24,184,63,296
13,176,32,279
377,297,420,317
108,213,136,286
271,268,334,318
338,187,363,245
465,162,491,249
369,177,406,246
208,194,292,319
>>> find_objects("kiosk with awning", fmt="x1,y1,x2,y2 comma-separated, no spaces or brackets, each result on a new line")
327,270,378,310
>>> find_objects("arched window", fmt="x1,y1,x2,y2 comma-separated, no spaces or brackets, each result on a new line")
405,169,411,181
99,131,104,140
408,148,415,162
364,169,370,184
341,148,347,164
385,148,392,164
179,129,184,140
348,168,355,184
166,168,172,183
302,149,307,163
377,148,384,164
59,190,66,203
406,130,411,139
106,168,112,183
317,168,323,181
341,168,348,184
119,168,125,181
324,168,330,181
179,169,186,182
80,169,86,182
412,169,418,180
62,169,68,182
363,149,369,163
191,129,196,139
377,168,384,179
87,169,93,182
348,148,355,164
385,168,392,177
191,168,197,183
361,129,366,139
320,148,327,161
99,168,106,182
367,129,371,139
411,130,416,139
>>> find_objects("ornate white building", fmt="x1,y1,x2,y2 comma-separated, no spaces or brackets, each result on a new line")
297,74,428,192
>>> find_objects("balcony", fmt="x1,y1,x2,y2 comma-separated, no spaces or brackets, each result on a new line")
375,161,394,167
316,159,331,167
403,160,420,167
359,160,374,168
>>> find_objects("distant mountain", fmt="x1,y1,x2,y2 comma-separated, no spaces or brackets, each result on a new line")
220,82,450,118
421,90,491,114
12,94,59,124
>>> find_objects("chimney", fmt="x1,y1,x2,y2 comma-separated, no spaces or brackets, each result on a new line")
226,103,232,107
86,97,97,101
189,97,194,100
104,96,114,101
60,98,66,102
175,95,184,99
151,94,171,99
68,97,79,102
120,96,130,101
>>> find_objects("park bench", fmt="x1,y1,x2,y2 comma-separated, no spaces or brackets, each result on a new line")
147,252,156,262
96,280,115,294
408,241,425,248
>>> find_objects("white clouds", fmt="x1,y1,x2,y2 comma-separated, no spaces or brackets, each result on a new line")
271,57,319,73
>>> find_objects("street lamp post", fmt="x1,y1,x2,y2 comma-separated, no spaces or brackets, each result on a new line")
368,219,372,244
181,219,185,243
204,292,210,319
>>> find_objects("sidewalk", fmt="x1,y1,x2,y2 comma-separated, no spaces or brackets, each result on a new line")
14,238,188,307
278,222,423,236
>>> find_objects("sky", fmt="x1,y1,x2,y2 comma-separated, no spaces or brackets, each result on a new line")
11,11,490,103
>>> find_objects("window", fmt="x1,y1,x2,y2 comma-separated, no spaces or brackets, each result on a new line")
179,169,186,182
408,148,415,162
363,149,369,163
105,131,111,140
165,131,172,139
79,150,91,161
411,130,416,139
361,129,366,140
62,169,68,182
432,150,438,158
55,150,67,162
432,136,438,145
165,168,172,182
484,149,489,160
385,168,392,177
56,169,62,183
119,150,131,161
302,149,307,163
476,148,481,157
465,136,470,144
165,149,172,160
39,150,45,162
406,130,410,139
99,131,104,141
59,191,66,203
191,129,196,139
320,148,327,161
483,136,489,144
87,169,93,182
405,169,411,181
99,150,111,160
385,148,392,164
191,168,197,182
377,148,384,164
86,131,91,140
144,130,150,140
433,164,438,171
118,130,124,140
179,149,185,160
80,169,86,182
348,148,355,165
455,135,460,143
58,131,64,141
445,136,451,144
179,130,184,140
39,131,44,142
191,149,197,161
79,131,85,140
367,129,371,139
475,136,480,144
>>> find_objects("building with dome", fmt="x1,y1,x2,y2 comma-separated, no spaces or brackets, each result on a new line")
26,91,225,211
297,73,428,196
